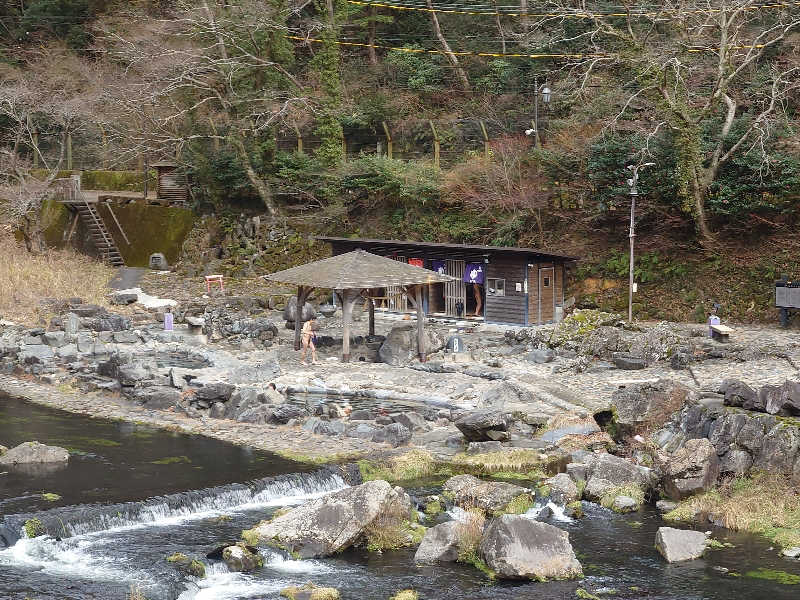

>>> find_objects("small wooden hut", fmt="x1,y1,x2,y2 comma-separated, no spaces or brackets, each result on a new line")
263,250,454,361
151,161,189,204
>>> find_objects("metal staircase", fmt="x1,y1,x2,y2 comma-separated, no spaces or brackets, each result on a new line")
53,178,125,266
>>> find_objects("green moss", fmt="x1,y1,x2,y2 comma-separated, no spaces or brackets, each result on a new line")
73,437,122,448
424,499,443,516
567,500,584,518
241,527,261,547
24,518,45,538
488,470,545,481
389,591,419,600
151,456,191,465
458,550,497,580
576,589,602,600
499,494,535,516
95,203,195,267
188,559,206,578
705,538,734,549
81,170,156,193
166,552,187,563
744,568,800,585
600,485,644,511
41,493,61,502
40,195,71,248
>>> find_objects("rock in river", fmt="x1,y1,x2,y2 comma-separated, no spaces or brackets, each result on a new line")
655,527,708,563
611,379,692,437
443,474,531,514
479,515,582,580
248,480,411,558
0,441,69,465
414,521,461,563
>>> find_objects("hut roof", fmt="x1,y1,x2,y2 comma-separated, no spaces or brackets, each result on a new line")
263,249,454,289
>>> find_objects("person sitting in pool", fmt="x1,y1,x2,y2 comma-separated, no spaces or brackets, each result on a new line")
300,318,319,365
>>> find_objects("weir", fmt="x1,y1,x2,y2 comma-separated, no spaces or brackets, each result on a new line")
0,468,347,548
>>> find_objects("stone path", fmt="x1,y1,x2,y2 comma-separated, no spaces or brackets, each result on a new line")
0,374,383,462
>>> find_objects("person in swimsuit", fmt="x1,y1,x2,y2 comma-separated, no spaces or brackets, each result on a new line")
300,318,319,365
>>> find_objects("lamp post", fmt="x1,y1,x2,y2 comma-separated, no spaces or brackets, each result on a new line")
625,162,655,323
531,76,551,147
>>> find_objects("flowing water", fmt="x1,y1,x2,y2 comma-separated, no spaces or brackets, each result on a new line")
2,394,799,600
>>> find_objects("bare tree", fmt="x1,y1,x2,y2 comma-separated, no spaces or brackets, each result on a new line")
425,0,470,90
97,0,310,216
529,0,800,242
0,78,86,251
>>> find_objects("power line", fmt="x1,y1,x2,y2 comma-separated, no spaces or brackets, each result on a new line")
286,34,611,58
346,0,800,19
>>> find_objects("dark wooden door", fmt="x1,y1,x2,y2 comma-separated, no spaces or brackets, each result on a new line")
539,267,555,323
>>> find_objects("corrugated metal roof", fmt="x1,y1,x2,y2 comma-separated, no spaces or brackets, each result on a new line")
316,236,578,261
263,249,455,289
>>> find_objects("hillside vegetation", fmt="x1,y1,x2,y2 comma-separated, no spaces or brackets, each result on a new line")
1,1,799,323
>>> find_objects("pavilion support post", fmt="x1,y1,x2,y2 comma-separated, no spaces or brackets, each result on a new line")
340,288,361,362
416,285,426,362
294,285,311,351
368,297,375,337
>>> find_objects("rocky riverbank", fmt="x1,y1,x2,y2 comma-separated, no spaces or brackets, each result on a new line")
2,288,800,574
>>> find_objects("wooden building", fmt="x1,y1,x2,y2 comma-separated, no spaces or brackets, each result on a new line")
317,237,577,326
151,161,189,204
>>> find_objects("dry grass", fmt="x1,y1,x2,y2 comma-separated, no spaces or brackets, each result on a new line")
359,450,437,482
450,448,545,474
665,472,800,548
599,483,645,511
364,499,422,551
0,234,113,325
454,508,495,578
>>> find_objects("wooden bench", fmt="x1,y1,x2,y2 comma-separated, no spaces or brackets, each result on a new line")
710,323,734,342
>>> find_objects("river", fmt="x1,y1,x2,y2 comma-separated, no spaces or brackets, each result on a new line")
1,394,798,599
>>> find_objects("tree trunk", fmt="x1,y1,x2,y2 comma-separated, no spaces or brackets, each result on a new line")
232,134,278,217
492,0,506,54
426,0,470,90
368,6,378,65
691,170,714,244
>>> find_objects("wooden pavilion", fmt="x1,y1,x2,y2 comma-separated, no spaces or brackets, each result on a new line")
263,250,454,362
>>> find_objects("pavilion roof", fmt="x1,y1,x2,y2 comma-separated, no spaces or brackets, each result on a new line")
263,249,455,289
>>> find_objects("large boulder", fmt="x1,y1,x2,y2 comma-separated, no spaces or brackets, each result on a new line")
454,409,510,442
283,296,317,323
663,438,720,500
582,453,654,502
479,515,582,580
443,475,531,514
611,379,692,437
655,527,708,562
194,382,235,403
378,324,444,366
135,386,182,410
413,521,460,563
766,381,800,416
477,381,535,410
250,480,411,558
270,404,308,424
544,473,579,505
0,441,69,465
753,423,800,474
719,379,759,410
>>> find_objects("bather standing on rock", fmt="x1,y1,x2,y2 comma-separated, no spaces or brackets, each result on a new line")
299,317,319,365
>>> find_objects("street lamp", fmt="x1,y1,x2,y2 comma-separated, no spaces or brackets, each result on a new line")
528,75,551,147
625,161,655,323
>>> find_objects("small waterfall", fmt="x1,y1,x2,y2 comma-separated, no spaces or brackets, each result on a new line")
525,501,574,523
0,468,346,548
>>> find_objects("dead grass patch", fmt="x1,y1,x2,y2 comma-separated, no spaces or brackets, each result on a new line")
359,449,437,482
450,448,546,475
664,472,800,548
0,234,113,325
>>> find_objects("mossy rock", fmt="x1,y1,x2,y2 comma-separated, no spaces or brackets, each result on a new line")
165,552,206,578
389,591,419,600
280,582,341,600
24,518,45,538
